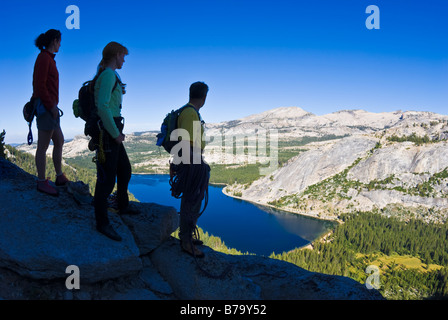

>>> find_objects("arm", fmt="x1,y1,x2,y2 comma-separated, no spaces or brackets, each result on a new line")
34,54,56,111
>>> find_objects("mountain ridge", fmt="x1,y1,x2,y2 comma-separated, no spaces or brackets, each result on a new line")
15,106,448,168
13,106,448,222
225,115,448,223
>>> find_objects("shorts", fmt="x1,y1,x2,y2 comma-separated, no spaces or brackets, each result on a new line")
35,99,60,131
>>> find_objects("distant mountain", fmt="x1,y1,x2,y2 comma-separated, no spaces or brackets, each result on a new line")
222,108,448,223
15,107,448,223
207,107,447,139
17,106,448,152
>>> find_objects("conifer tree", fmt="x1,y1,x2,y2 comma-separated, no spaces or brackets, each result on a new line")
0,130,6,159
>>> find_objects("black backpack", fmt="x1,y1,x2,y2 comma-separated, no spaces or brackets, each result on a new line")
156,105,194,153
73,73,118,136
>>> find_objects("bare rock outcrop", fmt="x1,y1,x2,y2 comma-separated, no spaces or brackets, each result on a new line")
240,136,378,204
0,157,383,300
0,158,179,283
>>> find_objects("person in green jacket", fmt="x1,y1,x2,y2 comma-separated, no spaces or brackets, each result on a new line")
92,42,136,241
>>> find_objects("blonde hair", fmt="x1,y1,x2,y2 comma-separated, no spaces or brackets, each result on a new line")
93,41,129,90
99,41,129,70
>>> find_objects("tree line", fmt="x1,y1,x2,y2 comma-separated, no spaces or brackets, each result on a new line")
336,212,448,266
270,211,448,299
5,145,98,195
387,133,433,145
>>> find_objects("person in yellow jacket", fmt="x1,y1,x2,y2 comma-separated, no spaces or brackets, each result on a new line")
171,82,210,258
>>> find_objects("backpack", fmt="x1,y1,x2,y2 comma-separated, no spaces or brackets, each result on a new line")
156,105,194,153
72,73,118,136
23,97,37,145
23,98,37,123
72,81,95,122
23,98,63,146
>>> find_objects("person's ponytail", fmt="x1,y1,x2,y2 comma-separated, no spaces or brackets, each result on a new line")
34,33,47,50
34,29,61,50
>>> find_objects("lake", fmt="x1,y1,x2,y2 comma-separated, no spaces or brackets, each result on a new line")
128,174,335,256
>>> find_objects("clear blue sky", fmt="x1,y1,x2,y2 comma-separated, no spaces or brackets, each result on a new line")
1,0,447,144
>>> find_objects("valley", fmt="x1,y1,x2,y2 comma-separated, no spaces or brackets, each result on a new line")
8,106,448,299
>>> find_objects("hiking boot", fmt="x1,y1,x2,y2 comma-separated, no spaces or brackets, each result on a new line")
37,179,59,197
55,173,69,186
181,240,205,258
96,224,122,242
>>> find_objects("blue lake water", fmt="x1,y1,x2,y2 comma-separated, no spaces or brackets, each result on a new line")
128,174,335,256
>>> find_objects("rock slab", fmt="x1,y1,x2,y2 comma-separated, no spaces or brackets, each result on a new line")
0,158,177,283
0,158,384,300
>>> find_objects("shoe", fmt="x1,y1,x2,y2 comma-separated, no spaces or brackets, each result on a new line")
181,240,205,258
55,173,69,186
96,224,122,241
37,179,59,197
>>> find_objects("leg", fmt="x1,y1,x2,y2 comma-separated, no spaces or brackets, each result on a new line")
35,129,53,180
94,142,119,228
35,129,59,196
93,143,122,242
179,197,192,243
116,144,132,212
51,126,69,186
179,196,204,257
51,126,64,176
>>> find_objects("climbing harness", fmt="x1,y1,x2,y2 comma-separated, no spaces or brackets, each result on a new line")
91,121,106,165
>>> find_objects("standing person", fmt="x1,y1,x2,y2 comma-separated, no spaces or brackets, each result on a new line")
170,82,210,258
93,42,136,241
32,29,69,196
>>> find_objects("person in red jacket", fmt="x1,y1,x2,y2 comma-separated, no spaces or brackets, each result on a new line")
32,29,69,196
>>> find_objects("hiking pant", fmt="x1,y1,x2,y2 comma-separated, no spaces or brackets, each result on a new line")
94,139,131,227
170,153,210,243
179,196,203,242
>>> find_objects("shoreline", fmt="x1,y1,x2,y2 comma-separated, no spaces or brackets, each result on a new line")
221,186,340,223
220,186,341,251
132,172,340,223
131,172,339,252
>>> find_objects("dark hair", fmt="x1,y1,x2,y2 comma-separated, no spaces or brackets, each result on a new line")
189,82,209,100
35,29,61,50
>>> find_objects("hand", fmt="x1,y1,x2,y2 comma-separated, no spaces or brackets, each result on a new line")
114,133,125,145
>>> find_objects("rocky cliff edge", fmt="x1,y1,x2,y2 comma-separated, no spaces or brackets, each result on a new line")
0,158,383,300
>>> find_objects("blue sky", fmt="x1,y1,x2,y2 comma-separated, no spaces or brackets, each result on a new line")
1,0,447,144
